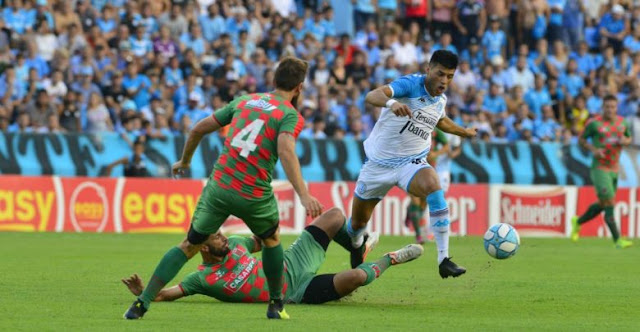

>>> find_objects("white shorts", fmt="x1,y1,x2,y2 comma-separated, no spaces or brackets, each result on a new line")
438,171,451,193
354,160,432,200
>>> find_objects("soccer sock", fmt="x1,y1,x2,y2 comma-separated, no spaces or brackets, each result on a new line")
139,246,188,308
427,190,450,264
347,217,365,248
333,218,355,252
405,202,424,237
603,206,621,242
356,256,392,286
262,244,285,300
578,203,603,225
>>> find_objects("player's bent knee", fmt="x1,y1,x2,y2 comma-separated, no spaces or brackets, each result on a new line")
324,207,345,222
353,269,368,286
259,226,280,247
300,274,341,304
187,225,208,245
178,238,202,258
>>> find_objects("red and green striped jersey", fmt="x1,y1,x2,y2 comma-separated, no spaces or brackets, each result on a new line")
581,115,630,172
211,93,304,200
179,236,289,303
428,128,448,168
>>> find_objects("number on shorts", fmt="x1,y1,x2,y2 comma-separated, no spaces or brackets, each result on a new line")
231,119,265,157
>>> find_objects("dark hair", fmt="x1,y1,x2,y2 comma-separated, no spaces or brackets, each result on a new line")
604,94,618,102
429,50,458,69
274,56,309,91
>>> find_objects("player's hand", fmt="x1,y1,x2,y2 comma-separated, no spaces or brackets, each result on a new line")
301,194,323,218
463,127,477,138
620,136,632,146
121,274,144,296
172,160,190,178
390,102,412,118
593,148,606,158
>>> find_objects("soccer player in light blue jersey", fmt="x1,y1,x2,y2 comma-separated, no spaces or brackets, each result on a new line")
347,50,477,278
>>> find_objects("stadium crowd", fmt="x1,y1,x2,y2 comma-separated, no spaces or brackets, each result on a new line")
1,0,640,146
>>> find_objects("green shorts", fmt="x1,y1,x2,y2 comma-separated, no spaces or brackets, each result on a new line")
590,168,618,201
283,231,326,303
190,180,279,237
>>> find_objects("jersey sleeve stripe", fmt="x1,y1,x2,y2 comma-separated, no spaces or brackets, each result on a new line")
293,114,304,137
178,283,187,295
211,113,223,127
388,84,395,98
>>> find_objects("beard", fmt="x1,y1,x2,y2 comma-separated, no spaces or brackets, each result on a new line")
208,245,230,257
291,91,300,109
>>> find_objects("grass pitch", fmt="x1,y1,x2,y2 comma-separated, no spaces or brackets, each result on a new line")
0,232,639,331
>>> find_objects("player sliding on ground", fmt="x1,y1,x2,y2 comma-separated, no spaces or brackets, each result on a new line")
571,95,633,249
122,208,423,305
346,50,476,278
124,57,324,320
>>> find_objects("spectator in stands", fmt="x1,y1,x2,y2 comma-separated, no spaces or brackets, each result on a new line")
104,137,150,177
535,106,561,141
567,94,589,131
482,81,507,118
453,0,486,52
482,15,507,61
85,92,112,133
524,74,552,118
59,91,81,132
508,55,535,92
25,89,56,129
600,4,629,54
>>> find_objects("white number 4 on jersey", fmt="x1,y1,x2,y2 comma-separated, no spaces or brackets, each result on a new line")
230,119,265,158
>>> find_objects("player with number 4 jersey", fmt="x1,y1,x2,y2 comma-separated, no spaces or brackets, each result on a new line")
124,57,324,321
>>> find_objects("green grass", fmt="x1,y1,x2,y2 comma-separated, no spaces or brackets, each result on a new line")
0,233,639,331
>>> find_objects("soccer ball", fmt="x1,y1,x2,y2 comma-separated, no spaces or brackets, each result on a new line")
483,223,520,259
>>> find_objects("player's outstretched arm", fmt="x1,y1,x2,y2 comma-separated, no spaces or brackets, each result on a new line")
173,117,222,177
436,116,477,138
277,133,323,218
121,274,185,302
365,85,412,117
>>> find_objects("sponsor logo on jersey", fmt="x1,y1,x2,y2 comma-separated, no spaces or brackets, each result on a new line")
246,99,276,112
224,258,257,292
399,121,431,140
412,110,440,127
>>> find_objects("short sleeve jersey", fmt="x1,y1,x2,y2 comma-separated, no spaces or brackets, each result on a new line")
363,73,447,168
581,115,631,172
211,93,304,200
179,236,289,302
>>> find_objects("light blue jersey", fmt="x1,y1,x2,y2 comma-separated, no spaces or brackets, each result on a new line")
363,74,447,168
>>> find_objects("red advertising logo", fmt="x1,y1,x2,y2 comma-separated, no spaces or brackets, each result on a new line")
59,177,118,233
69,181,109,232
499,188,566,235
0,175,58,232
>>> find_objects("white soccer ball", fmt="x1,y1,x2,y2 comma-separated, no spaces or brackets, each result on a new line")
483,223,520,259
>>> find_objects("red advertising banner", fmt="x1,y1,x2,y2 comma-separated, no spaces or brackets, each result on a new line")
575,186,634,238
0,175,58,232
495,186,569,236
2,175,638,238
